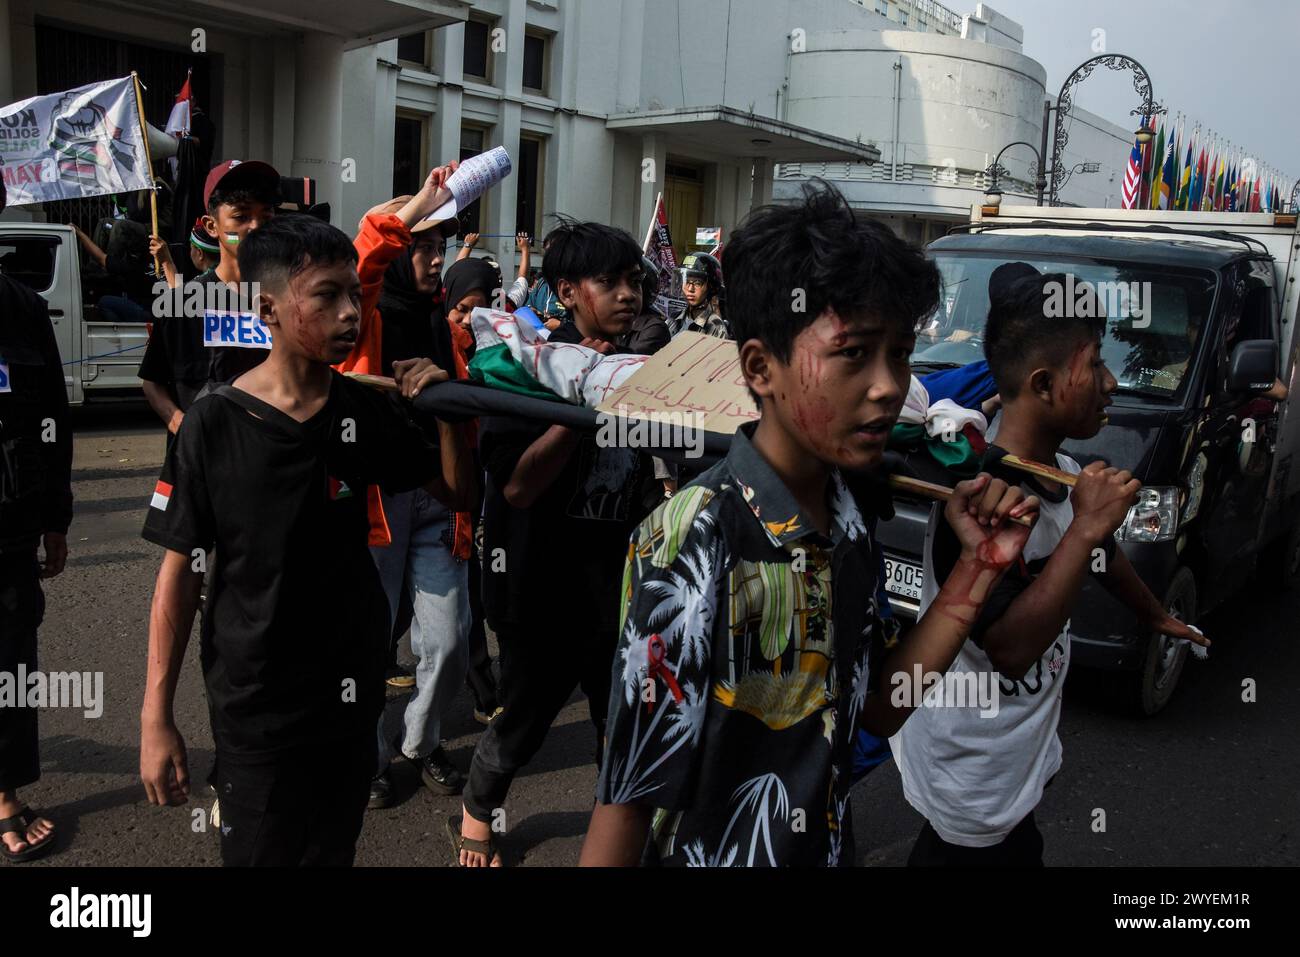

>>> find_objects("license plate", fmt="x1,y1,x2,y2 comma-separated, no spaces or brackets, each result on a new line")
884,557,923,601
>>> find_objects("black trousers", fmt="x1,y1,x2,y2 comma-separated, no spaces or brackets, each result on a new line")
462,618,615,824
464,555,498,713
217,733,376,867
0,551,43,793
907,810,1045,867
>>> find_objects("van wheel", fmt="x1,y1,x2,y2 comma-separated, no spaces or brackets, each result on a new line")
1125,567,1197,716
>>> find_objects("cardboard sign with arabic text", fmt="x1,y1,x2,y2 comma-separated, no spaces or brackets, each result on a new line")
595,332,758,436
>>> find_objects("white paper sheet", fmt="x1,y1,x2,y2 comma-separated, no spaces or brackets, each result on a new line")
426,147,513,222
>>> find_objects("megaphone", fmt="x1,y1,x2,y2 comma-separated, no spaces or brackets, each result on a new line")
146,122,178,160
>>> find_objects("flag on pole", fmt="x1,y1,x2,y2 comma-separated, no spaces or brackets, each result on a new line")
1158,124,1177,210
1121,134,1143,209
642,192,684,319
1138,118,1155,209
1149,120,1166,210
1176,130,1194,211
0,76,152,206
1190,146,1207,211
165,69,193,139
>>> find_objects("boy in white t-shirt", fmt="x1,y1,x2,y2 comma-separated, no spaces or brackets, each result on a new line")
891,269,1210,866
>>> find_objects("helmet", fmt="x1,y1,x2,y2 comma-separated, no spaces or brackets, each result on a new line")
680,251,723,299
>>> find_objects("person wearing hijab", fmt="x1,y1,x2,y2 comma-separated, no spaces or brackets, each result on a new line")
339,177,480,810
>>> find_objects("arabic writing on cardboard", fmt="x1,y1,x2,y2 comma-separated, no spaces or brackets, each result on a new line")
595,331,758,435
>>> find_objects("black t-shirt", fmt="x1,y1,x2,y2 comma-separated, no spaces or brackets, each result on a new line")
138,268,269,412
141,372,438,759
479,324,655,628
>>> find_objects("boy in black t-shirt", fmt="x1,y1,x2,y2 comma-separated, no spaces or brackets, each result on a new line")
139,215,475,867
452,221,655,866
138,160,281,435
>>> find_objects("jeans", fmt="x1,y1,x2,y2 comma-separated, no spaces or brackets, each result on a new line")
370,488,470,770
97,294,150,324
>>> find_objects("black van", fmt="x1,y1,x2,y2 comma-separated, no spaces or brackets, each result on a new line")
876,226,1296,714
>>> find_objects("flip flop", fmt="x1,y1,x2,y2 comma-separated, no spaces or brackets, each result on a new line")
1,807,55,863
446,814,503,868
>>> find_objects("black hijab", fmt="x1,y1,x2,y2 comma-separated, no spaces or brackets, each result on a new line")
442,257,502,317
378,245,447,376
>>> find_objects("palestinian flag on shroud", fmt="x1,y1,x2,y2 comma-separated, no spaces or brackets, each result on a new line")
886,361,998,479
466,307,649,406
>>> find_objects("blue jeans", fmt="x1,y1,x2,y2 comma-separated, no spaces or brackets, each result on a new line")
370,489,470,769
97,295,150,324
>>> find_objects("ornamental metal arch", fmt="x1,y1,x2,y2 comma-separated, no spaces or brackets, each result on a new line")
1048,54,1164,206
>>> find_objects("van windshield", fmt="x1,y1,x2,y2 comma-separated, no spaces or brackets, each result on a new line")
922,252,1218,399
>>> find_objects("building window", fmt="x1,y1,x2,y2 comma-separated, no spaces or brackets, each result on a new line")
463,18,493,82
523,32,549,94
900,10,909,26
515,136,544,240
392,112,428,198
459,126,488,234
876,0,888,14
397,31,429,68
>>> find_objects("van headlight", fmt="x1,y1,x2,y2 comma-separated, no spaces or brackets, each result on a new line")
1114,486,1180,543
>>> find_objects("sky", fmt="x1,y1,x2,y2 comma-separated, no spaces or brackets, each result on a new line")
985,0,1299,185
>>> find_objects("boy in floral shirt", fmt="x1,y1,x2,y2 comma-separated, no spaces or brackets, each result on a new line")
581,183,1042,867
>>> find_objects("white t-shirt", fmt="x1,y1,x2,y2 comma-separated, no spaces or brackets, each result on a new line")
890,449,1081,847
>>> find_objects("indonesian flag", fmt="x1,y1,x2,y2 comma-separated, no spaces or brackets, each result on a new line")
150,480,173,512
165,70,193,139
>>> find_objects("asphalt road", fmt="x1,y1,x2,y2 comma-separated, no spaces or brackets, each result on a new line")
15,404,1299,867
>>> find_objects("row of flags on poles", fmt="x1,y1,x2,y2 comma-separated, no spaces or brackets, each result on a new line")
1122,115,1294,213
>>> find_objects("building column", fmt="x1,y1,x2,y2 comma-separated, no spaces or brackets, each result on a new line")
636,132,666,241
293,31,344,225
750,156,773,212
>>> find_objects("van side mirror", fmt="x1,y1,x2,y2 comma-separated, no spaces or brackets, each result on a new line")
1226,339,1279,394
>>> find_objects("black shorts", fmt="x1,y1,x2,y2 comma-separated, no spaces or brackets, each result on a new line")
215,733,376,867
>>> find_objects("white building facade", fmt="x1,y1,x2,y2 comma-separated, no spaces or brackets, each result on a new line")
3,0,1142,265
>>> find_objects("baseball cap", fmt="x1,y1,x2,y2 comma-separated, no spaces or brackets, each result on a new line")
203,160,282,210
362,195,461,237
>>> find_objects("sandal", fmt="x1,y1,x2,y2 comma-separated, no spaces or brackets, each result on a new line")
1,807,55,863
446,814,503,867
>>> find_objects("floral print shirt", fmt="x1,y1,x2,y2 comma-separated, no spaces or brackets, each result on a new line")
596,423,899,866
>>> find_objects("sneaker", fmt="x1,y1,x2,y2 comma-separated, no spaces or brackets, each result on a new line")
368,770,395,809
474,706,504,726
411,747,464,796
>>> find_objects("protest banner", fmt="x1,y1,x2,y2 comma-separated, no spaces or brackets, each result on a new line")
642,192,685,318
0,75,153,206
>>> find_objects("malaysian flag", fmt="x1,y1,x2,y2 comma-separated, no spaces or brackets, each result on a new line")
1121,137,1143,209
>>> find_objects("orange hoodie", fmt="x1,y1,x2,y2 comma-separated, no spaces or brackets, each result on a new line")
336,213,475,559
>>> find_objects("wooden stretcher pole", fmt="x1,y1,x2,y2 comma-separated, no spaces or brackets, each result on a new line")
887,474,1035,528
130,72,160,279
997,453,1079,488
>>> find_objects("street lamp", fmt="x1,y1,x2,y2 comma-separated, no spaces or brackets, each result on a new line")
1037,54,1164,206
984,141,1047,208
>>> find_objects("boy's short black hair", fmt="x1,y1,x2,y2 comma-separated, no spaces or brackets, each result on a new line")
541,216,643,293
983,271,1106,398
208,186,279,215
238,213,357,290
724,180,940,362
